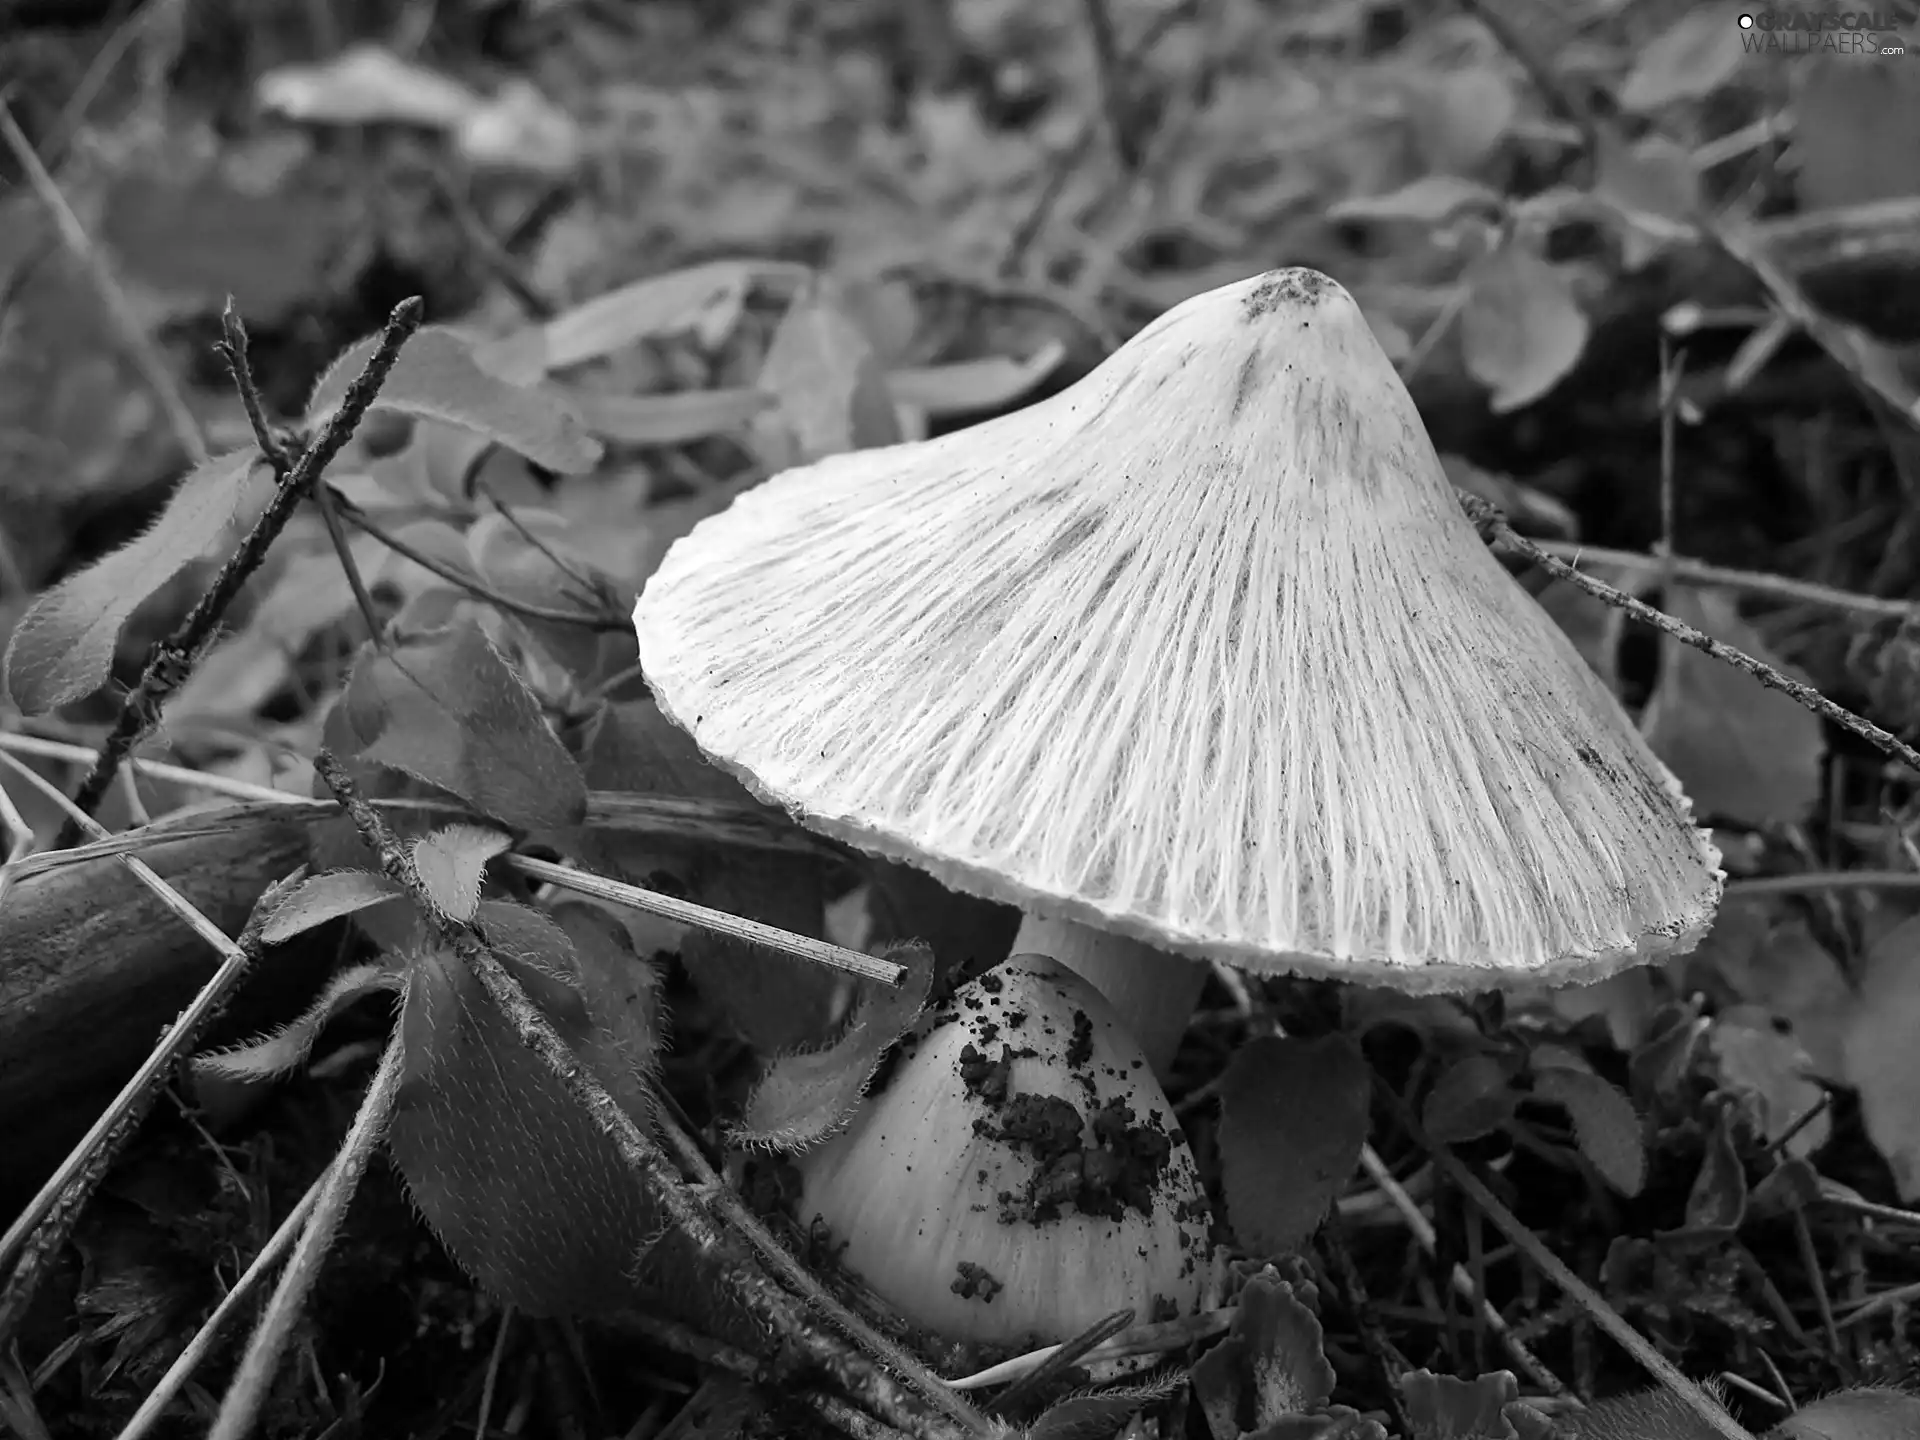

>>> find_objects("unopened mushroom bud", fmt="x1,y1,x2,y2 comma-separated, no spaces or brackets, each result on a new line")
796,954,1212,1347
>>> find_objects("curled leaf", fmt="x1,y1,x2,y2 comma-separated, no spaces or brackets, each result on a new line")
733,940,935,1151
196,961,403,1081
1189,1275,1336,1440
260,868,406,944
1399,1368,1520,1439
5,448,263,714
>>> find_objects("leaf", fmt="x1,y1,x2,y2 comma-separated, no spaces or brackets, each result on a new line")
1422,1054,1518,1144
411,824,511,923
1705,916,1853,1081
1408,69,1518,175
1189,1276,1335,1440
1639,586,1825,826
1025,1376,1189,1440
1217,1035,1370,1255
734,941,935,1150
1592,133,1702,233
465,508,627,681
1531,1066,1646,1196
256,42,480,129
1771,1387,1920,1440
4,448,262,714
545,900,665,1122
677,858,842,1052
753,274,902,468
1792,57,1920,211
307,326,602,474
1399,1369,1521,1439
1843,915,1920,1198
886,341,1068,419
1326,175,1505,226
388,933,660,1316
539,260,802,371
336,624,587,831
260,868,407,944
1460,245,1588,413
195,961,403,1080
1559,1387,1727,1439
558,386,773,445
1619,4,1747,111
1709,1005,1831,1160
1682,1104,1748,1232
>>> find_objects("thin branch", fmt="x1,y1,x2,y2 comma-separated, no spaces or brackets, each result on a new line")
508,855,903,985
216,301,289,470
1533,540,1918,621
1078,0,1140,170
57,297,426,844
0,755,295,1346
1391,1092,1757,1440
0,98,208,467
0,732,844,863
639,1090,991,1435
209,1035,404,1440
1001,0,1197,275
339,501,634,632
1463,492,1920,775
1354,1144,1567,1396
309,751,977,1440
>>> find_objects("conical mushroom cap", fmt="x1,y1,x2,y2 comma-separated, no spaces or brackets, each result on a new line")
634,268,1723,991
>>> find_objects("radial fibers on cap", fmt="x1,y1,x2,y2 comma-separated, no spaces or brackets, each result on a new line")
633,268,1724,991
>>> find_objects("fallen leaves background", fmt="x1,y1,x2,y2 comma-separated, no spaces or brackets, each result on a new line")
4,0,1920,1435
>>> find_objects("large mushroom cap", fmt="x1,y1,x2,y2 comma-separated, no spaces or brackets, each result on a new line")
634,268,1723,991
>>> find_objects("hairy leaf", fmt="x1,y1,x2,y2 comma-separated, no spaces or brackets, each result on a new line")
411,823,512,923
308,325,602,474
196,961,402,1081
388,924,657,1317
1217,1036,1370,1256
337,624,587,831
261,868,407,944
4,448,262,714
733,941,934,1151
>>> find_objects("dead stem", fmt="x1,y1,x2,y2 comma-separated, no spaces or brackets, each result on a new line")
209,1036,405,1440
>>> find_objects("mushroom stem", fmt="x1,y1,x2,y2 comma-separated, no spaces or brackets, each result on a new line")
1011,913,1208,1079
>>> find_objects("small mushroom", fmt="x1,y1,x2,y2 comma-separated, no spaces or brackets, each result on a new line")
796,953,1212,1345
633,267,1723,1076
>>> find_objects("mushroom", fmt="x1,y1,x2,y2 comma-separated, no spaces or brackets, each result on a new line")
632,267,1723,1077
795,952,1212,1345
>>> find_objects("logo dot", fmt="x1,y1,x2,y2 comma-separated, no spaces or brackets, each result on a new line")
1738,12,1754,25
